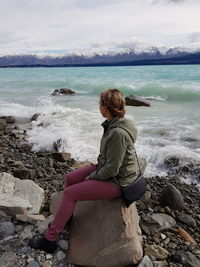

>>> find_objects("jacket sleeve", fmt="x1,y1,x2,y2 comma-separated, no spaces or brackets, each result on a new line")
89,131,128,181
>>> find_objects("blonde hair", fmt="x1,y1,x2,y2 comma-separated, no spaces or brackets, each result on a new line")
100,89,126,118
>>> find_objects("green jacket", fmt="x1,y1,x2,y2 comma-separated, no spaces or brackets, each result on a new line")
89,117,140,188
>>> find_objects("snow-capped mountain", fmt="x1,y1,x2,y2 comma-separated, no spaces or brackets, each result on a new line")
0,46,200,67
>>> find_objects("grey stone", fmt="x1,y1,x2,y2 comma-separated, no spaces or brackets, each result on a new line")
138,255,153,267
0,251,16,267
140,213,176,235
37,215,54,234
177,214,197,227
0,222,15,239
0,172,44,216
173,250,200,267
160,183,185,211
26,260,40,267
58,240,68,250
56,250,66,262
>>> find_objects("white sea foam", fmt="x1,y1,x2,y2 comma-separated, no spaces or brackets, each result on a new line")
28,106,102,162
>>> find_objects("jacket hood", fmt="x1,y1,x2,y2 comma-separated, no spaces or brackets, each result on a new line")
102,117,137,142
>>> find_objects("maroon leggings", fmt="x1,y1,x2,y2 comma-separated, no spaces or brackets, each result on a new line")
45,164,122,241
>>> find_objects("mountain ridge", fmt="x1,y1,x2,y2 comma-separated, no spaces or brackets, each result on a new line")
0,47,200,67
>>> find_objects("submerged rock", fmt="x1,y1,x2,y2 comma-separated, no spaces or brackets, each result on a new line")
51,88,76,96
31,113,41,122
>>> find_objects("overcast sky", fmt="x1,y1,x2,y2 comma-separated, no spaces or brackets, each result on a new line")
1,0,200,55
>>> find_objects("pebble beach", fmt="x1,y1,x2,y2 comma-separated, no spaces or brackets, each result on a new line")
0,116,200,267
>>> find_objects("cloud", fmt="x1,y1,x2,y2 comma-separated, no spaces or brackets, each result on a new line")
190,32,200,45
0,0,200,55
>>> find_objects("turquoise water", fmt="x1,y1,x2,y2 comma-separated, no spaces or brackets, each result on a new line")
0,65,200,179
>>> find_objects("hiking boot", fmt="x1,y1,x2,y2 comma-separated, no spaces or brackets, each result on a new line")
28,236,57,253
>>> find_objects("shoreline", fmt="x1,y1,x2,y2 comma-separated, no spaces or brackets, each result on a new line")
0,116,200,266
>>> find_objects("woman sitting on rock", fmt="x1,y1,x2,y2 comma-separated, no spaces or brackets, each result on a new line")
29,88,140,253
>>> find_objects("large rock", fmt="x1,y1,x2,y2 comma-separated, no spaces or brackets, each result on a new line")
50,192,143,266
159,183,185,211
125,95,151,107
0,172,44,216
68,199,143,267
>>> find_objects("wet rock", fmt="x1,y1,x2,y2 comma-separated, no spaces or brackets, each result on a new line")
68,198,143,266
173,250,200,267
0,222,15,239
137,255,153,267
177,214,197,227
125,95,151,107
144,245,170,260
52,152,71,162
160,183,185,211
53,139,68,152
0,116,16,124
140,213,176,235
51,88,76,96
164,156,180,167
0,172,44,215
13,168,36,180
31,113,41,122
0,251,16,267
